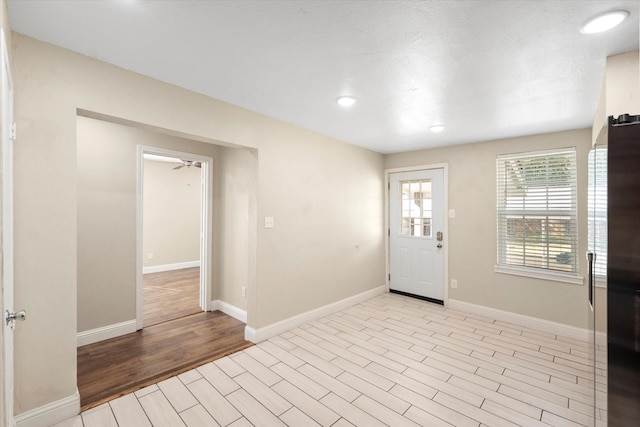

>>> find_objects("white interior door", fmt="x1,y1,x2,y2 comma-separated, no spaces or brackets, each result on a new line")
1,28,15,427
389,168,445,302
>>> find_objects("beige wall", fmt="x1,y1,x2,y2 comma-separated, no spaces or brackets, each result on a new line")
385,128,592,328
592,51,640,144
13,34,385,414
605,51,640,119
143,159,201,269
254,138,384,326
216,147,257,310
77,116,220,333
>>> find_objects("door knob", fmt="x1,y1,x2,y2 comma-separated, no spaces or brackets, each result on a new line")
5,309,26,326
437,243,443,249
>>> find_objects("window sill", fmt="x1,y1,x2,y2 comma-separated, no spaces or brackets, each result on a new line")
494,265,584,285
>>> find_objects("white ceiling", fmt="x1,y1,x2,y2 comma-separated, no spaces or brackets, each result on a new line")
7,1,640,154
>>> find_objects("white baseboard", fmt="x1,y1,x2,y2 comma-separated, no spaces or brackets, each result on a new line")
77,319,137,347
245,285,386,343
211,300,247,323
143,260,200,274
15,389,80,427
447,299,595,342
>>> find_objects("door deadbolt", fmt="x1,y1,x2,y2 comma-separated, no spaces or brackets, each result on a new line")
437,231,443,241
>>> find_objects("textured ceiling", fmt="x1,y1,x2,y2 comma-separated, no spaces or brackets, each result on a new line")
7,1,640,153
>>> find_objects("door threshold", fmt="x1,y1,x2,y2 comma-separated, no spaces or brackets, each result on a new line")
390,289,443,305
144,309,203,329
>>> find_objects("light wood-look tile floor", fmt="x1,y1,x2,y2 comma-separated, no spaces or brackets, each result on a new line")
54,293,607,427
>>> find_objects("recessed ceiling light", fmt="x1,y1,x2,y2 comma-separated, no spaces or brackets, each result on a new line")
336,96,357,107
580,10,629,34
429,124,445,133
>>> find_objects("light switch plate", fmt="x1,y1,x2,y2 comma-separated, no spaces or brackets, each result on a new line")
264,216,274,228
449,209,456,218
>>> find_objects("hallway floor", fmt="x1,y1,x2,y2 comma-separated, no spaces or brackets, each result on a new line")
77,311,252,410
143,267,201,327
62,293,605,427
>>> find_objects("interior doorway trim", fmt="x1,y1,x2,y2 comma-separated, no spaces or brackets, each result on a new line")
136,146,214,330
1,27,14,427
384,164,449,304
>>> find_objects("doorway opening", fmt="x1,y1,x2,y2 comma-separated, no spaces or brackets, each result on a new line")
76,115,257,409
137,147,212,329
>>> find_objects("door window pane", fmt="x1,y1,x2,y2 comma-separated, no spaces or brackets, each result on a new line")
400,179,432,238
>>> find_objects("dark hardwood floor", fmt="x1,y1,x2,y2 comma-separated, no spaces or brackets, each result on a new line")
78,268,251,410
143,267,201,326
78,311,253,410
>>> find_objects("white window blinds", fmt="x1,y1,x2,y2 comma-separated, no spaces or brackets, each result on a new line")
497,148,578,273
588,147,607,278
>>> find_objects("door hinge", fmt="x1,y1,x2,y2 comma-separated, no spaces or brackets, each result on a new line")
388,182,390,190
388,274,391,281
10,122,16,141
388,228,390,236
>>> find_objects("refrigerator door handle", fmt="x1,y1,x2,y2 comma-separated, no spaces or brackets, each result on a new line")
586,251,594,307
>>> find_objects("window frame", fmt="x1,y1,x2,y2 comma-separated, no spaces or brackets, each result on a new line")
494,147,583,285
588,146,607,288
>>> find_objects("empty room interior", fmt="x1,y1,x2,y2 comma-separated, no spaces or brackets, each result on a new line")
1,1,640,427
141,151,203,327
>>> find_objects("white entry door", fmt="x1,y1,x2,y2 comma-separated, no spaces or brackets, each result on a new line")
389,168,445,302
1,28,15,427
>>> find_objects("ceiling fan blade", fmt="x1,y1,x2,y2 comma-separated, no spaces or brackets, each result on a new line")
195,162,202,168
173,164,184,170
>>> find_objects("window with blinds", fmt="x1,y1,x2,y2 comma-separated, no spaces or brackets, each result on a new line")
496,148,577,274
588,147,607,278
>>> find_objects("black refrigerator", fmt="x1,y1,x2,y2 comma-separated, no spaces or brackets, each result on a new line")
607,113,640,426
